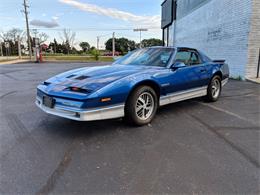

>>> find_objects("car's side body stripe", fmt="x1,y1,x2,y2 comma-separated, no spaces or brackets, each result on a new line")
160,86,208,106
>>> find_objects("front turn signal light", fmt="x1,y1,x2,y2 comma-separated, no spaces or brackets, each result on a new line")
101,97,112,102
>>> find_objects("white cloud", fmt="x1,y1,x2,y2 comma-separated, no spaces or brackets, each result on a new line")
58,0,160,28
52,16,59,20
0,16,16,20
30,19,59,28
56,13,65,17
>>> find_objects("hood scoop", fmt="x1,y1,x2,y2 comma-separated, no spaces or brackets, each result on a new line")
65,74,90,80
66,74,76,78
74,75,90,80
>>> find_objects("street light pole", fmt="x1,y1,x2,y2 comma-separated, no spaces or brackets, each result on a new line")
97,36,99,51
112,32,115,57
133,28,148,48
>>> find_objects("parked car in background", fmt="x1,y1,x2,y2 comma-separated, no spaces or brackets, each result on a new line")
36,47,229,125
103,51,121,56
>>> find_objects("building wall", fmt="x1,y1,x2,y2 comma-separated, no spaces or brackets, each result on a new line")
246,0,260,78
169,0,252,78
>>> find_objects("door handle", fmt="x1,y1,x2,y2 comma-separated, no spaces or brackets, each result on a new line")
200,69,206,73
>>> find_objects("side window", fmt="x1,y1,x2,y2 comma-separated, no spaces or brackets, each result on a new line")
189,52,201,65
175,51,191,65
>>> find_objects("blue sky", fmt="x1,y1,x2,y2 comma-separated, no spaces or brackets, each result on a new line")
0,0,162,48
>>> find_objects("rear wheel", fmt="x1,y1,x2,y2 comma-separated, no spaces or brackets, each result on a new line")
125,86,158,126
206,75,222,102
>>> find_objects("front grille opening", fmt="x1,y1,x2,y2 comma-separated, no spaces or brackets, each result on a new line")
75,75,89,80
67,87,92,94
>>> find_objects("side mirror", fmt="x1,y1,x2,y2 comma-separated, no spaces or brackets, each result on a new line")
171,61,186,70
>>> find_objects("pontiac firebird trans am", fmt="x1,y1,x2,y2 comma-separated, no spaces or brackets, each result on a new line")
36,47,229,125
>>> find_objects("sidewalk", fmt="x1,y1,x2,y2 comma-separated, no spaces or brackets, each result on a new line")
246,77,260,84
0,59,30,65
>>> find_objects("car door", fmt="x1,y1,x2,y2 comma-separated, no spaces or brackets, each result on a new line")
188,50,210,87
165,50,209,94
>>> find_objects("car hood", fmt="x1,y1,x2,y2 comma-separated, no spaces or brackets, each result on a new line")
44,65,163,93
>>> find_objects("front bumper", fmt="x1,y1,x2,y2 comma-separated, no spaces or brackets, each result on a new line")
35,97,124,121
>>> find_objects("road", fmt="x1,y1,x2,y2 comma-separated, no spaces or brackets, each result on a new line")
0,62,259,194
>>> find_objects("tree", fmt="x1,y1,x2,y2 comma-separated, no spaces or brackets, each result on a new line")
48,39,66,54
0,28,24,56
105,37,136,53
0,28,23,42
31,29,48,44
90,46,96,51
53,38,58,53
60,29,76,54
90,48,100,61
50,38,58,53
141,38,163,47
79,42,90,52
38,32,48,44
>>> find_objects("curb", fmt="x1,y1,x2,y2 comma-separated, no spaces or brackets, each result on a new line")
0,59,31,65
246,78,260,84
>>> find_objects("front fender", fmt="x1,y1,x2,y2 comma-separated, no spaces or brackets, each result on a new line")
87,73,161,107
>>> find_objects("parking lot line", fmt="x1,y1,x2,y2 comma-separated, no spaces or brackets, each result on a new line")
198,102,259,126
189,114,260,169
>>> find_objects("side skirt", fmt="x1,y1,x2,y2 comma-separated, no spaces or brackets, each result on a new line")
222,78,229,86
159,86,207,106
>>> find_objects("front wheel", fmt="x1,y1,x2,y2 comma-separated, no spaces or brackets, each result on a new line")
125,86,158,126
206,75,222,102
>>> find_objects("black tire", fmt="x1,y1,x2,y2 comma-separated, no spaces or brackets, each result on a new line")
125,86,158,126
206,75,222,102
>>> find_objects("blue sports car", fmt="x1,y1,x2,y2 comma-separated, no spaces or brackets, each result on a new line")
36,47,229,125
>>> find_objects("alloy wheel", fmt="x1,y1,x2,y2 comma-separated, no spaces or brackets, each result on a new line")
212,79,221,98
135,92,155,120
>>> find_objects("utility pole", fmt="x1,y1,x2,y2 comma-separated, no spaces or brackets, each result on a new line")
96,36,100,60
133,28,148,48
97,36,100,51
18,35,21,59
112,32,115,57
22,0,32,60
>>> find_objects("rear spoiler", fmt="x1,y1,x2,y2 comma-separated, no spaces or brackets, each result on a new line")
212,59,225,63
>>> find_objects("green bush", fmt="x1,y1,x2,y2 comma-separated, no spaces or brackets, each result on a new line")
90,49,100,61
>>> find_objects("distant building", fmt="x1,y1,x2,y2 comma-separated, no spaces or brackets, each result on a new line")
161,0,260,79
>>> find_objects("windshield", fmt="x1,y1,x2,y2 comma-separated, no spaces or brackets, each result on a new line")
113,48,174,67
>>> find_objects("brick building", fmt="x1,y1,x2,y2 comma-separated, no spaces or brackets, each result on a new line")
161,0,260,79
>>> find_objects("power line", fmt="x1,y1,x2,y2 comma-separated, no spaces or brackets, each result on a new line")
115,33,140,39
97,33,112,38
19,27,160,31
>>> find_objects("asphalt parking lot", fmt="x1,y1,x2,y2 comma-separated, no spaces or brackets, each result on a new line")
0,62,259,194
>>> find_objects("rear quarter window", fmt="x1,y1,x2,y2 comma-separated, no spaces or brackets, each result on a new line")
198,50,212,62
